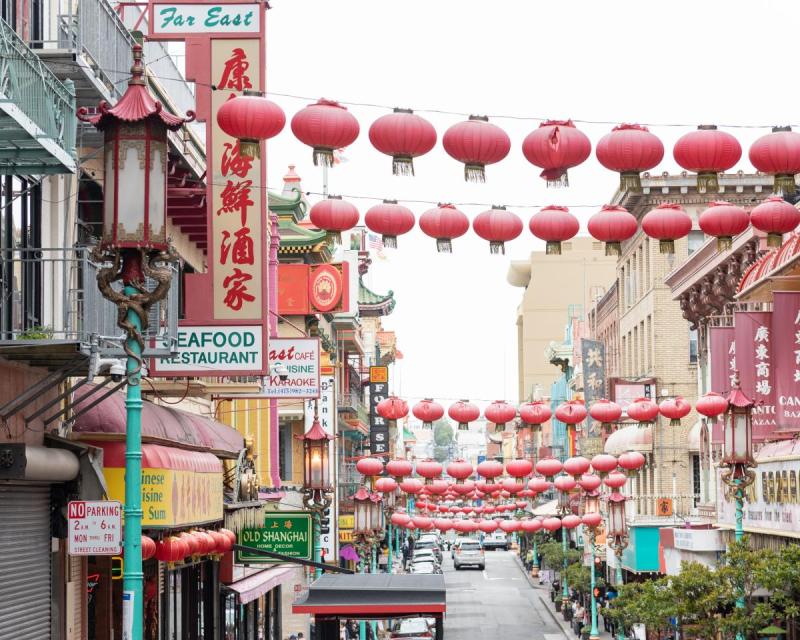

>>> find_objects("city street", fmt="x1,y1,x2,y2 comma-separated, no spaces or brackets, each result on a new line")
442,551,567,640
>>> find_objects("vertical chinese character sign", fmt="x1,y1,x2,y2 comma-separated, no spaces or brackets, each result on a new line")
772,292,800,433
734,310,776,441
581,339,606,436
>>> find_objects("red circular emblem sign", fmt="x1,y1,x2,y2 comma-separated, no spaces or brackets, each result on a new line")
309,264,342,312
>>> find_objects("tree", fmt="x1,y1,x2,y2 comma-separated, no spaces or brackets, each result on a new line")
539,540,581,573
432,419,454,462
606,578,676,639
671,561,726,639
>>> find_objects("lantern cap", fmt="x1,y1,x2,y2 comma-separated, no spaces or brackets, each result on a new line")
296,418,334,442
727,371,755,408
78,44,194,131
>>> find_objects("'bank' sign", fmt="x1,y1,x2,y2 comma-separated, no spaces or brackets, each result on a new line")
150,4,261,35
151,325,264,377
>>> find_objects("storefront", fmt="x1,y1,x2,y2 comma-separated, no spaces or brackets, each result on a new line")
221,566,293,640
659,526,725,575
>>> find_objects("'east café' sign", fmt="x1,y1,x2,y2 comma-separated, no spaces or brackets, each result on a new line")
151,4,261,34
151,325,264,377
260,338,321,398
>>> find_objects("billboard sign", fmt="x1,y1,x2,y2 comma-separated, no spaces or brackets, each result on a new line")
261,338,321,398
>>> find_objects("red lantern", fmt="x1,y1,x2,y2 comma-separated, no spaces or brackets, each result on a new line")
386,458,414,480
216,92,285,159
506,459,534,478
412,516,432,529
604,471,628,490
696,392,730,419
476,460,504,483
391,512,411,526
590,454,618,476
587,205,638,256
535,458,563,479
141,535,157,561
561,515,582,529
521,518,543,534
563,456,591,479
522,119,592,187
554,475,576,493
529,206,580,255
641,203,693,254
542,517,562,532
501,478,524,494
659,397,692,426
377,396,409,421
221,529,237,546
673,124,741,192
528,477,550,493
412,399,444,429
519,401,552,428
748,126,800,195
499,519,520,533
618,451,646,476
434,518,453,532
209,530,229,554
374,477,398,493
589,399,622,433
291,98,360,166
578,473,602,492
309,196,359,243
555,400,587,426
443,115,511,182
472,207,523,255
156,536,187,564
368,108,437,176
415,459,443,485
452,479,475,494
356,457,384,477
484,400,518,430
698,201,749,251
595,124,664,192
479,519,499,533
581,512,603,529
364,200,415,248
749,196,800,247
627,397,659,427
448,400,480,431
179,531,201,556
196,531,216,555
446,459,474,483
399,478,423,494
419,203,470,253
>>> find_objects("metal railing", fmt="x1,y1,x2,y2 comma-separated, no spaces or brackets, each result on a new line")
0,17,76,157
0,246,178,358
338,392,369,425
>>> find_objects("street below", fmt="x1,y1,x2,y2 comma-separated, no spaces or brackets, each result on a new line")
442,550,566,640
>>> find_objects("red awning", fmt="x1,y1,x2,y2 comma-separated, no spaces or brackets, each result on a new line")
72,385,243,457
225,565,296,604
92,442,222,473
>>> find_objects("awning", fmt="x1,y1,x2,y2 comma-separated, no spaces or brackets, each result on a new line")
72,384,243,457
293,574,446,617
532,499,558,517
225,565,296,604
604,425,653,456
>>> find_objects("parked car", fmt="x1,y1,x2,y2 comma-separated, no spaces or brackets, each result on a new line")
411,561,441,574
453,539,485,570
390,618,433,640
413,538,442,563
482,529,508,551
411,549,438,567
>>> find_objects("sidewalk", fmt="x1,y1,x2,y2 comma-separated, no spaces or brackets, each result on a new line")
512,554,615,640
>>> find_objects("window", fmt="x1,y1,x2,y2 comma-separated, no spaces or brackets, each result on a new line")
688,230,705,255
692,454,701,506
278,423,293,482
689,328,699,364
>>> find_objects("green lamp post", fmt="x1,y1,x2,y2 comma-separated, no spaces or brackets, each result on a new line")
79,44,190,640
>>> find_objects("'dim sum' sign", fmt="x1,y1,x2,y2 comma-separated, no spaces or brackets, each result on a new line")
152,4,261,34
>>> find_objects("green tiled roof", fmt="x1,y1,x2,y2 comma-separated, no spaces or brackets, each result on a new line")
358,278,395,316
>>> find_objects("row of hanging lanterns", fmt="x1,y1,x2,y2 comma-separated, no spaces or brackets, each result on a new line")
308,195,800,255
377,394,714,433
217,94,800,193
150,528,236,564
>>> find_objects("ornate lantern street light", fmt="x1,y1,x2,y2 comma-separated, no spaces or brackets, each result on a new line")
78,44,193,639
298,407,334,578
581,487,604,640
606,490,629,640
375,477,398,573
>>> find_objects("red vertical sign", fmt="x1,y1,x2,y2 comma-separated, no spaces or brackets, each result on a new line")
708,326,735,444
734,310,776,441
772,292,800,434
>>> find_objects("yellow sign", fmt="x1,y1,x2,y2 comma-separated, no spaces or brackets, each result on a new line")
369,366,388,384
105,467,223,527
339,530,354,543
338,514,354,530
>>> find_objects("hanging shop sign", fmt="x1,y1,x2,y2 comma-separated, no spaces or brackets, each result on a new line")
610,378,654,414
150,3,261,35
261,338,321,398
237,511,313,563
369,368,390,455
277,263,350,316
151,325,264,376
772,292,800,433
581,339,606,436
734,310,776,441
709,326,735,444
68,501,122,556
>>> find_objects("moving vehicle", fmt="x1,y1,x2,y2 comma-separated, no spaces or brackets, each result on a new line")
451,535,474,559
482,529,509,551
390,618,433,640
453,538,485,570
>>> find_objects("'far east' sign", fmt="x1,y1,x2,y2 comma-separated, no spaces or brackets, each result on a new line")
150,4,261,35
237,512,313,564
151,325,264,377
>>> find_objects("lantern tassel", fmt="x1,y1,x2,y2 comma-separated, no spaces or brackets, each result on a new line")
716,236,733,252
239,139,261,159
313,147,334,167
458,422,468,431
383,235,397,249
546,241,562,255
670,418,681,427
464,164,486,183
393,156,415,177
605,241,621,256
541,168,569,188
489,241,505,255
327,231,342,245
767,232,784,248
620,171,642,193
696,171,720,194
659,239,675,254
436,238,453,253
774,173,797,195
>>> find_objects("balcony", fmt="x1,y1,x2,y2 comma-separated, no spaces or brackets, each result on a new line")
338,391,369,430
0,18,76,174
0,246,178,372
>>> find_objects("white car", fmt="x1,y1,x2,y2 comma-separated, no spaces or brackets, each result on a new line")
482,530,509,551
411,561,441,574
391,618,433,640
411,549,438,566
453,539,485,570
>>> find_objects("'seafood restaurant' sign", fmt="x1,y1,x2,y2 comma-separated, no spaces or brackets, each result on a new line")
152,325,263,376
151,3,261,34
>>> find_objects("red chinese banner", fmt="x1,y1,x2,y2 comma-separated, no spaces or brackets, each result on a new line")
708,326,735,444
734,310,776,441
772,292,800,434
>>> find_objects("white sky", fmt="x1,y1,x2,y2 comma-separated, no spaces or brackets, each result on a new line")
263,0,797,411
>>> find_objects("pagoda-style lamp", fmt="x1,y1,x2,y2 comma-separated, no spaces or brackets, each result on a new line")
77,44,193,640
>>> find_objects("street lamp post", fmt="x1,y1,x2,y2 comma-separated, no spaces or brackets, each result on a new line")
607,492,629,640
556,483,573,616
581,491,603,640
353,486,379,640
79,44,191,640
720,374,757,640
299,406,334,579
